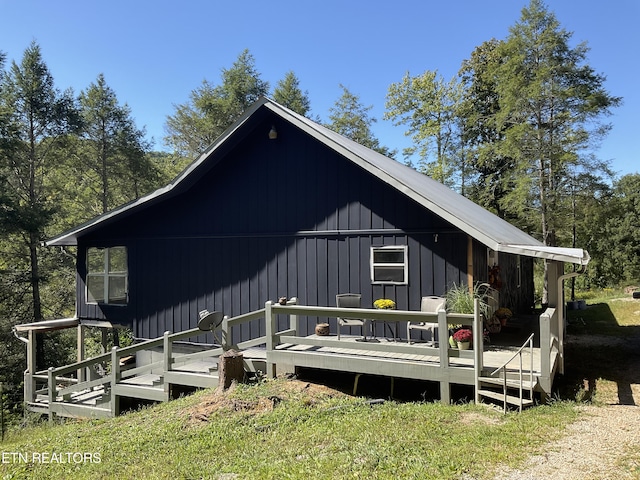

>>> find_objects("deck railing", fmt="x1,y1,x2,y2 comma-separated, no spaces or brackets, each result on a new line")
33,297,489,416
264,298,484,404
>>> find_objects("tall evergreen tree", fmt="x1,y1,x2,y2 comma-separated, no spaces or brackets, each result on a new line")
327,84,394,158
494,0,620,302
165,49,269,158
77,73,153,215
0,42,80,368
273,71,311,116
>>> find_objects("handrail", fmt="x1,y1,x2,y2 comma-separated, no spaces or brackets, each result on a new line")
490,333,535,376
487,333,535,412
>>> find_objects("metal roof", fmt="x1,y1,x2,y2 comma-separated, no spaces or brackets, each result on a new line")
46,98,589,265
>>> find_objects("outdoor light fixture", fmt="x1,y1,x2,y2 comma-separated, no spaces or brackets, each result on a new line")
269,125,278,139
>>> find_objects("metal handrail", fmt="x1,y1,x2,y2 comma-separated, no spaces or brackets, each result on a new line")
488,333,535,412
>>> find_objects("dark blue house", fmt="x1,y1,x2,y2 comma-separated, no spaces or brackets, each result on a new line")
45,98,590,342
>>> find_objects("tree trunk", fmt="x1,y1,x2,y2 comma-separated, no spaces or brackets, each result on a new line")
29,231,45,369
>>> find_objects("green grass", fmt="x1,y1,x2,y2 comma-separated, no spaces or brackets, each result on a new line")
0,380,579,480
2,287,638,479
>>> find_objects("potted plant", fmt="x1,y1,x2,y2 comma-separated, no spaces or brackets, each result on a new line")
452,328,473,350
373,298,396,309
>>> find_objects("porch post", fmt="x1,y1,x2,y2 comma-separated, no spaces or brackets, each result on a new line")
25,329,36,404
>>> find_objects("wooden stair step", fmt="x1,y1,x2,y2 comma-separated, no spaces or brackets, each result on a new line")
478,389,535,407
479,376,536,389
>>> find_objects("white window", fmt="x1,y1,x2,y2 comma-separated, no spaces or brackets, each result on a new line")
370,245,408,284
86,247,128,305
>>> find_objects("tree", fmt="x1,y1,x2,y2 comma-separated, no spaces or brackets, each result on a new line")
588,174,640,287
0,41,80,368
493,0,621,302
273,71,311,116
385,70,462,187
458,39,522,220
77,73,153,215
327,84,395,158
165,49,269,158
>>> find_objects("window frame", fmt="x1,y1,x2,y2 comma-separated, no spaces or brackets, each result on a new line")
86,246,128,306
370,245,408,285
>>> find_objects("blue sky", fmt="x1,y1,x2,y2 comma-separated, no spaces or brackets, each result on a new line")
1,0,637,176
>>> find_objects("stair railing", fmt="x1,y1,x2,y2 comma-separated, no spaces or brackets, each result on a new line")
487,333,535,412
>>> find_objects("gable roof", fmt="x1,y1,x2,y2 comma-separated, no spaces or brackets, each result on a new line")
46,98,589,265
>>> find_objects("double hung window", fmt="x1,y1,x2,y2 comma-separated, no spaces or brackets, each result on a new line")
86,247,128,305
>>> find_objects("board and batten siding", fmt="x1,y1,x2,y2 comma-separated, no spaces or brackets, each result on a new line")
75,115,469,341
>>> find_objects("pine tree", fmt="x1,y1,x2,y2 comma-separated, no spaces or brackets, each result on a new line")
273,71,311,116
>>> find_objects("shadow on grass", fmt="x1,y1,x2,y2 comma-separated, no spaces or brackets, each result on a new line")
557,302,640,405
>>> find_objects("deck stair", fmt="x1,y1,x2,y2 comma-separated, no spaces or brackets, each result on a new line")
477,333,536,412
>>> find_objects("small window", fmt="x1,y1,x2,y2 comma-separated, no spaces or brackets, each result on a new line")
87,247,128,305
371,246,408,284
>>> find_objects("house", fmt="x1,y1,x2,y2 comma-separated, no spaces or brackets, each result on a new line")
15,98,590,416
42,97,588,343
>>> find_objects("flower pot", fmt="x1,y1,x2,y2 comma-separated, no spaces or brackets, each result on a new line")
449,335,457,348
457,341,471,350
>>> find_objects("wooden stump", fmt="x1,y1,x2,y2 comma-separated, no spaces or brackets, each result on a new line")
218,349,244,389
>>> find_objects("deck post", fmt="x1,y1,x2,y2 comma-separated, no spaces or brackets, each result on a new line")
110,346,120,417
473,298,483,404
289,297,299,336
77,324,86,383
539,310,552,400
265,301,276,378
163,331,172,399
221,316,230,351
47,367,55,423
437,308,450,404
24,329,36,405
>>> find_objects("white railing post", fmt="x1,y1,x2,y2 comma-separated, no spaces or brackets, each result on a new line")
47,367,55,422
288,297,299,336
221,315,230,351
110,346,120,417
437,308,450,404
539,310,551,399
265,301,276,378
163,331,172,373
473,298,483,404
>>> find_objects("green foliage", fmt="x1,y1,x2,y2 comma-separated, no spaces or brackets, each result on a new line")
445,283,491,319
327,84,395,158
385,70,462,187
164,49,269,158
273,71,311,117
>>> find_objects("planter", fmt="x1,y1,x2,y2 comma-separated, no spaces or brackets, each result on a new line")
449,335,457,348
457,341,471,350
315,323,330,336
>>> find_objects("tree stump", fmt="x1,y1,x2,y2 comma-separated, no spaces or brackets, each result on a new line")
218,349,244,389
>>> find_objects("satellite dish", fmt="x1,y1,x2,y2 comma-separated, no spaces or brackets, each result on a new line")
198,310,223,331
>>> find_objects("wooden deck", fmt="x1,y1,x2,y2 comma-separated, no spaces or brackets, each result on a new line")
22,298,560,419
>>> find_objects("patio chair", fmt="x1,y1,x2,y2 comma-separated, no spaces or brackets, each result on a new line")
336,294,365,340
407,296,446,345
